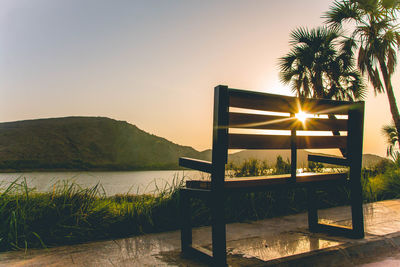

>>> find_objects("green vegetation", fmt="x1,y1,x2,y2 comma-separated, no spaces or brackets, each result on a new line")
275,156,292,174
227,159,270,177
0,117,210,172
362,157,400,201
382,122,399,158
1,156,396,252
0,177,184,252
308,160,324,172
226,156,295,177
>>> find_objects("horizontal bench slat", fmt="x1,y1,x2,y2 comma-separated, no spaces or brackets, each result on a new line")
229,112,348,131
186,172,347,189
179,157,212,173
228,88,357,115
228,134,347,149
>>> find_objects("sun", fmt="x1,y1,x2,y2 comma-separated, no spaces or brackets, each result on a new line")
295,111,308,123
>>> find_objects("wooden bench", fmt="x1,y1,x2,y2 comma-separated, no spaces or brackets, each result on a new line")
179,85,365,266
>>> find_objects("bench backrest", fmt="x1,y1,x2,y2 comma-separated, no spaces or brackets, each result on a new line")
210,85,365,189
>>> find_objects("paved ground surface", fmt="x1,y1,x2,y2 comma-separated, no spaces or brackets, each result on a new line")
361,251,400,267
2,199,400,266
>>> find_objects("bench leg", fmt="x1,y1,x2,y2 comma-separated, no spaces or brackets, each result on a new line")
307,186,318,232
180,189,192,254
350,178,365,238
306,182,364,239
211,195,227,266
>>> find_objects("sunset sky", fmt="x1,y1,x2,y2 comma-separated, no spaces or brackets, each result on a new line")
1,0,399,157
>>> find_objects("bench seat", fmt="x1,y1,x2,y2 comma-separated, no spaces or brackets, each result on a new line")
186,172,347,190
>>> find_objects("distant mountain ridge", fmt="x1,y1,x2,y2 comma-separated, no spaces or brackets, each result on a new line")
0,116,388,171
0,117,210,171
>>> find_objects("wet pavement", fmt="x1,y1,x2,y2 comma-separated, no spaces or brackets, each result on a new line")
2,199,400,266
361,251,400,267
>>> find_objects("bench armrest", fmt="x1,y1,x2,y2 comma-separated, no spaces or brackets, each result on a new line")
308,154,349,166
179,157,212,173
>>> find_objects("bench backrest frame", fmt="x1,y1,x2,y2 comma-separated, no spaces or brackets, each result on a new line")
210,85,365,190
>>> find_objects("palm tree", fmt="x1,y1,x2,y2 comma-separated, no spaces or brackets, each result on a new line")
382,122,399,158
279,26,366,101
324,0,400,149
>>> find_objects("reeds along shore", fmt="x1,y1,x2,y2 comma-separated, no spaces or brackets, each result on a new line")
0,158,397,252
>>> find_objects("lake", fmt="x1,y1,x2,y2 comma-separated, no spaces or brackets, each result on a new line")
0,170,209,196
0,168,343,196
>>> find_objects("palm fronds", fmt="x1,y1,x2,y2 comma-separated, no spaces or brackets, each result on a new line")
279,26,365,101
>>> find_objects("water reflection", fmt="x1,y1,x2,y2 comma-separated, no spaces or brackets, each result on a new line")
0,170,204,195
227,232,342,261
2,232,180,266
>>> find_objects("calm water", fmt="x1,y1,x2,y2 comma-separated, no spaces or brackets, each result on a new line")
0,170,208,195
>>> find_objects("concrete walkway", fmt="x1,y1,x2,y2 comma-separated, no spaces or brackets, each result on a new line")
2,200,400,266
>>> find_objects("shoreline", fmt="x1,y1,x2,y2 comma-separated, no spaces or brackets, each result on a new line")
0,167,188,173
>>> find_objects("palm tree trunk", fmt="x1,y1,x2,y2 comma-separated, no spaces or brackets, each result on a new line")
379,61,400,150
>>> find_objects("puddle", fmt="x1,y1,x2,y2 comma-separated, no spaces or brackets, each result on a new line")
226,231,343,262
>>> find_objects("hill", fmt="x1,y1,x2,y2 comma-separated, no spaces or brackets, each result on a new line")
362,154,390,168
0,117,210,171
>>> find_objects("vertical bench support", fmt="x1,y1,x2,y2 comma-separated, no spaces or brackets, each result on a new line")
211,85,229,266
180,189,192,254
290,113,297,181
348,102,365,238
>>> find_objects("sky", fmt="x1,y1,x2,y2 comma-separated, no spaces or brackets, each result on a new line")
1,0,399,157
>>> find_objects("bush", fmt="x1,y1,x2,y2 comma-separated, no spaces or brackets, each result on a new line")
308,161,324,172
274,156,291,174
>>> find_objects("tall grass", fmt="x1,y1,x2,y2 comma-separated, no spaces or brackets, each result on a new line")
0,158,397,252
0,176,184,252
374,166,400,199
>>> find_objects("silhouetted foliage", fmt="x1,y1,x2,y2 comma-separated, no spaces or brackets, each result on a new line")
279,26,365,101
308,161,324,172
274,156,291,175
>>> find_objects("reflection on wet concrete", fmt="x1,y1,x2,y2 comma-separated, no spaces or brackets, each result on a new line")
361,250,400,267
0,232,180,266
319,199,400,236
227,232,342,262
2,200,400,266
